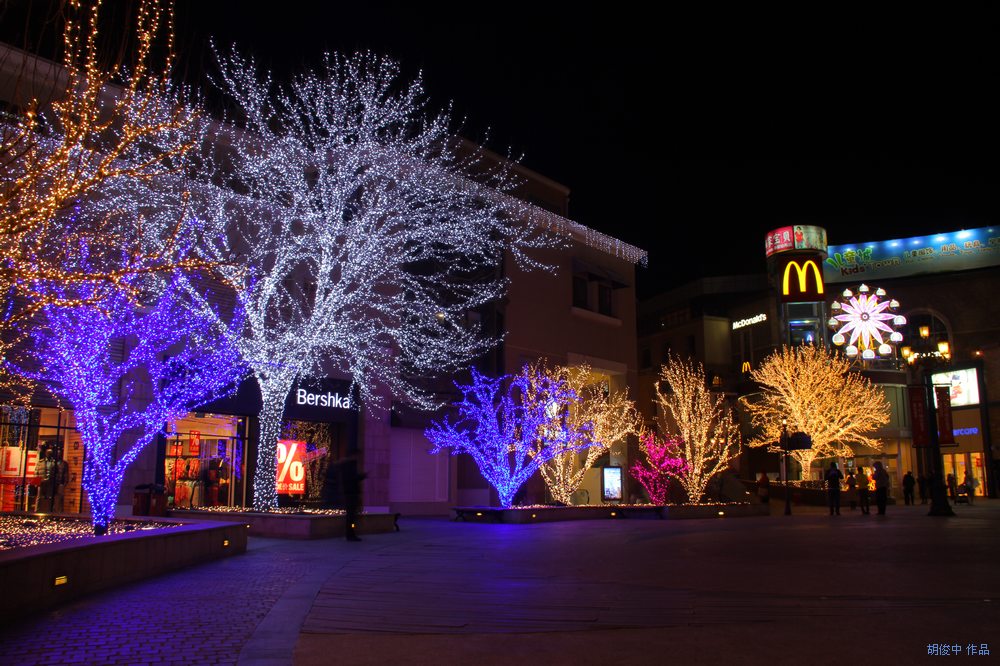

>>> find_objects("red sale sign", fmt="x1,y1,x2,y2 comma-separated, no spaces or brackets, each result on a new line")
276,440,306,495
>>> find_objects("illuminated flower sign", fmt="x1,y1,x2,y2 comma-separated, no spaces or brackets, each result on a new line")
829,284,905,360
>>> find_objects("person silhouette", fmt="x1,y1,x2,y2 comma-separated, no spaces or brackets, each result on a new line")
873,461,890,515
825,462,844,515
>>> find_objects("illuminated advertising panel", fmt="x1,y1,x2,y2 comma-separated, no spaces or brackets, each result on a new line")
825,226,1000,283
765,225,828,257
276,439,306,495
931,368,980,408
602,467,623,501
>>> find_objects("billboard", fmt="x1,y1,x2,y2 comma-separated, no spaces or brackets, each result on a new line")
765,225,828,257
931,368,980,408
825,226,1000,283
602,466,623,501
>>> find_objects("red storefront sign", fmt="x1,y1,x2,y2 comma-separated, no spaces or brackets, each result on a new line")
276,440,306,495
189,431,201,456
935,386,955,446
908,386,929,447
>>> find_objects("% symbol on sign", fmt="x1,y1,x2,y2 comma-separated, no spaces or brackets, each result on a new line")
276,441,305,483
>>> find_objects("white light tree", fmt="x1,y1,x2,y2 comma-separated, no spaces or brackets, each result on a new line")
655,355,740,503
7,270,244,533
207,50,549,509
538,363,644,505
742,344,889,479
426,365,591,508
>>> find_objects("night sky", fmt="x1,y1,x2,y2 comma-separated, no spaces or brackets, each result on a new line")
3,3,997,296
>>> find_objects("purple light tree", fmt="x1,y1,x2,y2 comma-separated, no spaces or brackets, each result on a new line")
8,273,244,533
426,365,592,508
203,50,552,509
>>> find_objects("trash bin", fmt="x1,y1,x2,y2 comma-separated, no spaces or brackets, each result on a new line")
149,487,167,516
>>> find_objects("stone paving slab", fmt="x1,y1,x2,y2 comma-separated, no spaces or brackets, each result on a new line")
0,502,998,665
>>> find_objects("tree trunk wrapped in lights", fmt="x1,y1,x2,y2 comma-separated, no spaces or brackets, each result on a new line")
630,433,687,505
206,50,552,510
655,355,740,504
426,365,592,509
741,344,889,479
538,364,643,505
6,272,244,532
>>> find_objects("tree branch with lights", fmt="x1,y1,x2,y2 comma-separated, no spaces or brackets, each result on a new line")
207,49,552,509
655,355,740,503
538,363,643,505
6,270,245,532
426,365,592,508
741,344,889,479
630,432,687,505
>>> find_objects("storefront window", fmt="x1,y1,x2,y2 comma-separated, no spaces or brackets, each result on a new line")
165,413,247,509
1,405,83,514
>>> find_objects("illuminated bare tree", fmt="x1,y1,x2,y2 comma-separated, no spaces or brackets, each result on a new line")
538,364,643,505
655,355,740,503
209,50,550,509
742,345,889,479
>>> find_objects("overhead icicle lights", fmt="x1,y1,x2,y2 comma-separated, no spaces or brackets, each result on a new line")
8,271,245,533
202,50,555,510
425,365,593,508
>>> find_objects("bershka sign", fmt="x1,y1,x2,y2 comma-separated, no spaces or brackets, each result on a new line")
296,388,352,410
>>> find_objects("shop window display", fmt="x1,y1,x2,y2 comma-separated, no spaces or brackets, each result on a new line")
165,414,247,509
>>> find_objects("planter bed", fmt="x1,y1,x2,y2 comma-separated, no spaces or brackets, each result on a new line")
452,502,769,523
0,513,247,623
169,508,400,539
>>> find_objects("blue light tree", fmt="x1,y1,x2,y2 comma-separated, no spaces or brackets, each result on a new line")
8,274,245,533
426,365,593,508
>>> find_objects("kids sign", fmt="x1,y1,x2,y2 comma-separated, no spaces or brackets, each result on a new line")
276,440,306,495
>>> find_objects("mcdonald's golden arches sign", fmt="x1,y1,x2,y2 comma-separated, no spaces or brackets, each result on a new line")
779,255,825,303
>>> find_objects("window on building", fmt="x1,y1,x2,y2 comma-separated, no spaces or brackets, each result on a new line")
597,283,613,316
572,275,589,309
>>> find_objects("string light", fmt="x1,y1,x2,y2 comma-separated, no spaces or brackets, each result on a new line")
630,433,687,504
655,356,740,504
742,345,890,478
426,365,591,508
206,50,556,510
537,363,643,505
0,515,176,552
8,272,244,533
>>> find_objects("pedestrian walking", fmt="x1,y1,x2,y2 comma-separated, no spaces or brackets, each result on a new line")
857,466,871,515
902,471,915,505
873,461,890,515
846,470,858,511
825,462,844,515
916,473,928,504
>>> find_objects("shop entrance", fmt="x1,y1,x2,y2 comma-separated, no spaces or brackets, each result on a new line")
943,452,986,498
165,414,249,509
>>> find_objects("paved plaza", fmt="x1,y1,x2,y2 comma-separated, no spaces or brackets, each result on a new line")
0,501,998,665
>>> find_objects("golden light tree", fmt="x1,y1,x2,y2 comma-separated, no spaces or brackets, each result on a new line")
655,355,740,503
0,0,213,315
538,363,644,505
742,344,889,479
1,0,217,400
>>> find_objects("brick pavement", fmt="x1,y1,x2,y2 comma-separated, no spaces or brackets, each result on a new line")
1,501,998,665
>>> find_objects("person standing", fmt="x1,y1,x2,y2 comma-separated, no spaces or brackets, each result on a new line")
856,466,871,515
963,472,978,505
340,453,367,542
756,472,770,505
916,473,928,505
902,471,915,506
846,470,858,511
947,473,958,503
825,462,844,516
873,461,890,515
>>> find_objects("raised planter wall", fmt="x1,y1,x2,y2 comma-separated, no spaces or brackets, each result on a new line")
169,510,400,539
0,517,247,624
452,503,769,523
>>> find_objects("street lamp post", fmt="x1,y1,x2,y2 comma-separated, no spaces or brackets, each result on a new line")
902,326,955,517
781,418,792,516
